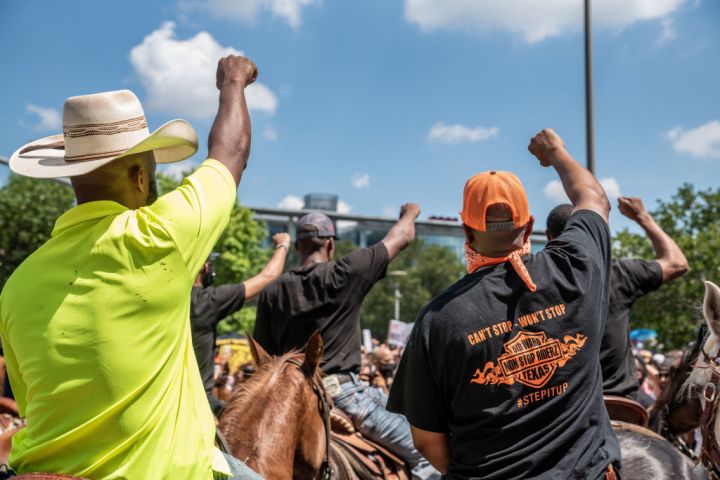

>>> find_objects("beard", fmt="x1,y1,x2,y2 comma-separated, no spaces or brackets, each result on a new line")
146,179,159,205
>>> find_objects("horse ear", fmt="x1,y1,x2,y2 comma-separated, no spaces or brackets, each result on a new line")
705,282,720,338
304,331,324,373
246,332,272,366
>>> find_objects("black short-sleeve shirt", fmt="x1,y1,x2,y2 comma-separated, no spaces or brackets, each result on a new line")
387,211,620,480
602,258,663,397
190,283,246,395
253,242,389,374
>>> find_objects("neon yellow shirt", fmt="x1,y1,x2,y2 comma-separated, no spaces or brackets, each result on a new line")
0,159,236,479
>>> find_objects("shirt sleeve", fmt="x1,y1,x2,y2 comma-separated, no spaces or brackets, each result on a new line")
335,242,390,296
387,313,449,433
210,283,247,324
253,289,276,355
545,209,611,272
613,258,663,307
140,159,236,278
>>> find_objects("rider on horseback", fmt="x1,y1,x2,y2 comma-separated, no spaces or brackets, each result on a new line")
0,55,262,479
545,196,688,407
253,208,441,479
191,232,292,416
387,129,621,479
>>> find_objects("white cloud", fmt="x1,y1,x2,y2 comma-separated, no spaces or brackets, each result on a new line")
404,0,686,43
667,120,720,160
192,0,319,28
351,173,371,189
277,194,304,210
543,180,569,204
262,125,279,141
657,18,677,45
600,177,622,201
25,104,61,131
544,177,622,203
428,122,499,144
337,200,351,214
129,22,278,119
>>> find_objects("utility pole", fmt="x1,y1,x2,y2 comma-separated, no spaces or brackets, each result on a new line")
584,0,595,174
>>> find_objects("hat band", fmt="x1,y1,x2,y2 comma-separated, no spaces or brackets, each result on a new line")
65,148,132,162
63,115,147,138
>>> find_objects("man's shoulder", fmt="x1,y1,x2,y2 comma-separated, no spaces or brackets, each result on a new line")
417,273,479,324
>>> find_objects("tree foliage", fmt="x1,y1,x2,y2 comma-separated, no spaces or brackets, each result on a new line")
0,176,75,287
613,184,720,349
351,240,465,338
157,172,270,334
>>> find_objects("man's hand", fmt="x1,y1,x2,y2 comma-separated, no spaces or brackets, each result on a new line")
272,232,292,250
399,203,421,219
216,55,258,90
617,196,650,224
528,128,566,167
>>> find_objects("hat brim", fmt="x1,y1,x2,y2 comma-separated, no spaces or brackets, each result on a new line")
9,119,198,179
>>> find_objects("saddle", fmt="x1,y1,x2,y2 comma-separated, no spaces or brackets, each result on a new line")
329,409,408,480
604,395,649,427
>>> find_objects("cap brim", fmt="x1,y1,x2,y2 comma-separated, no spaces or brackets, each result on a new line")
9,119,198,179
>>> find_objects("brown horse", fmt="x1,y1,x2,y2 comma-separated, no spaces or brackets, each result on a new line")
220,332,328,479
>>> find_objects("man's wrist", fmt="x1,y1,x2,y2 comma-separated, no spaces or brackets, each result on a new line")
275,243,290,251
636,212,655,228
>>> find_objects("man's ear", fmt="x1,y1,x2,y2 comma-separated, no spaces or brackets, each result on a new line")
327,238,335,260
304,331,324,373
462,224,475,244
246,332,272,366
523,216,535,243
130,164,148,194
545,230,552,242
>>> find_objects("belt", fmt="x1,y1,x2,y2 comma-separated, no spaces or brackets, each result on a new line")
332,372,353,384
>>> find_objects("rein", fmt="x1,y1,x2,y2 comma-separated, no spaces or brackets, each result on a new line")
698,344,720,479
286,358,333,480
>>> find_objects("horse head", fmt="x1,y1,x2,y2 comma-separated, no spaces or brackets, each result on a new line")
220,332,328,480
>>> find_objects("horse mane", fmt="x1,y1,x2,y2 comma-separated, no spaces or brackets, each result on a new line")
227,350,305,404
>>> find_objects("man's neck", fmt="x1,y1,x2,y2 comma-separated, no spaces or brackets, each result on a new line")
300,252,329,269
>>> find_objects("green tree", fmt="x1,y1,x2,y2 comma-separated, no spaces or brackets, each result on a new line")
0,176,75,287
359,240,465,338
613,184,720,349
157,172,271,334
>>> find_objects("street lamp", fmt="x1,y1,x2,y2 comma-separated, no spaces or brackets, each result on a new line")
388,270,407,321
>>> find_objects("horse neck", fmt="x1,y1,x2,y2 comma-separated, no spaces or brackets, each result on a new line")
220,360,317,477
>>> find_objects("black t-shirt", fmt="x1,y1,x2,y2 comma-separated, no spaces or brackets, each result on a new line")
602,258,663,397
254,242,389,374
190,283,246,395
387,211,620,480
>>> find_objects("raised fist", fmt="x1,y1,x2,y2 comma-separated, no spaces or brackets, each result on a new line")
617,196,649,223
216,55,258,90
399,203,421,219
272,232,292,249
528,128,566,167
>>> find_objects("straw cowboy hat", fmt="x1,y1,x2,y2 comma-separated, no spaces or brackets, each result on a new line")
10,89,198,178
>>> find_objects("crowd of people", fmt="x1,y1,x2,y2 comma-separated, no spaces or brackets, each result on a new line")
0,52,703,480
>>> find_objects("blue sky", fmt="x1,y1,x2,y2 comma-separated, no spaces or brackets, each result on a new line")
1,0,718,234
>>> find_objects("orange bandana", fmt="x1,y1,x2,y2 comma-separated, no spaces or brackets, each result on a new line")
465,239,537,292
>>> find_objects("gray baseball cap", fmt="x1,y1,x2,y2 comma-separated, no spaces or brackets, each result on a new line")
296,212,338,239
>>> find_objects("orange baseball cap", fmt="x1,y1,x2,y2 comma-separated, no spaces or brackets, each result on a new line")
460,170,530,232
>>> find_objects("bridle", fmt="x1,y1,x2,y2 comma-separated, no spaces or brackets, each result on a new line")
286,358,333,480
696,342,720,479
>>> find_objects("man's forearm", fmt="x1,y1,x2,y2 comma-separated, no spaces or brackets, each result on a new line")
381,214,417,260
243,246,288,300
208,84,252,186
636,213,688,282
550,149,609,221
